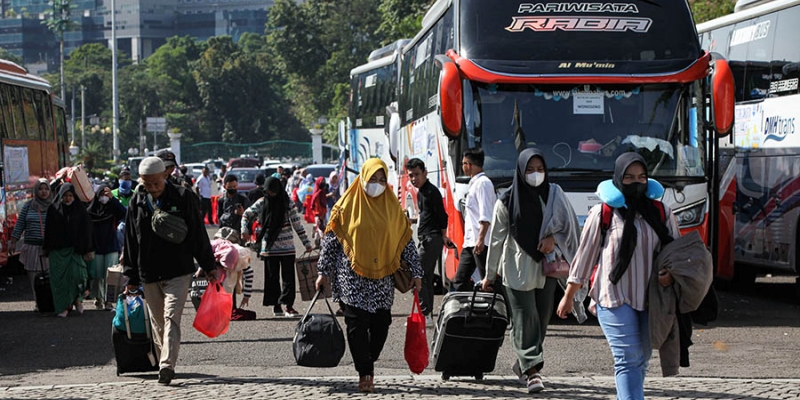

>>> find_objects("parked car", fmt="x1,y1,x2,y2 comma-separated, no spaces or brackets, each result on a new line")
227,157,261,169
303,164,337,181
225,167,266,194
184,163,210,184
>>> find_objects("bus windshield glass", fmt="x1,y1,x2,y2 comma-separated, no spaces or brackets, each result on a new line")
459,0,702,74
464,82,705,180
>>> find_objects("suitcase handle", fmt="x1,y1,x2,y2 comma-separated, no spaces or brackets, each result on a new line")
466,283,499,323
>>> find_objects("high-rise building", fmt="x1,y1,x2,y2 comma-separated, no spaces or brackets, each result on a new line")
0,0,273,71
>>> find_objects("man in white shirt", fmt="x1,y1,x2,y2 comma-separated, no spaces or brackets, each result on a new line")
195,167,213,225
453,148,497,291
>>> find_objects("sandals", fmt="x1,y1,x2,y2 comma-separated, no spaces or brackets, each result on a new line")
358,375,374,393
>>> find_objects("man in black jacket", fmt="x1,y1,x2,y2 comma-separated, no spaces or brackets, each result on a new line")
217,174,250,230
123,157,217,386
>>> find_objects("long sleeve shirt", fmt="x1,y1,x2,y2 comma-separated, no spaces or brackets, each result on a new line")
567,203,680,311
11,202,46,245
317,232,422,313
416,180,448,237
240,198,311,256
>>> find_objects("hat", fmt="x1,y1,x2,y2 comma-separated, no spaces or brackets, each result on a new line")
156,150,177,168
139,157,165,176
119,168,131,177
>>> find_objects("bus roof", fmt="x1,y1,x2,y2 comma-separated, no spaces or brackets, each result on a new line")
697,0,800,32
368,39,411,62
350,53,398,77
0,59,52,92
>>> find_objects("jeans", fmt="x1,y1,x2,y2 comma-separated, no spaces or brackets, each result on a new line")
143,273,193,370
417,235,443,315
452,246,486,292
263,255,296,307
596,304,651,400
343,304,392,377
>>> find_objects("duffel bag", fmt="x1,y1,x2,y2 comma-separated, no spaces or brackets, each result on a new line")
292,287,345,368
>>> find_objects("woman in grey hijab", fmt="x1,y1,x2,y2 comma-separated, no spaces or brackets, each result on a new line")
10,179,53,311
481,148,580,393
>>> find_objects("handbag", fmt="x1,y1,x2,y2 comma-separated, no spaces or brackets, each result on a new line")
193,275,233,338
542,252,570,279
404,290,429,374
293,287,346,368
393,261,413,293
149,194,188,244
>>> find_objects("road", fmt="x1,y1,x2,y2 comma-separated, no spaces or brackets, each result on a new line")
1,225,799,398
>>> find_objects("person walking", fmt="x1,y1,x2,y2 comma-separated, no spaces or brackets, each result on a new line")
315,158,423,393
405,158,451,327
195,167,213,225
111,168,134,207
241,176,313,317
453,148,496,291
43,183,95,318
86,184,127,310
9,179,53,311
122,157,218,385
326,170,341,218
217,174,250,230
557,153,680,400
481,148,580,393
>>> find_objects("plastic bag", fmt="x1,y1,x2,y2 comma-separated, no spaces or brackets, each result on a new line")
404,290,429,374
193,277,233,338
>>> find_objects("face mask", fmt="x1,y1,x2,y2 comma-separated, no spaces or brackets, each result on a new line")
622,182,648,199
226,188,237,195
364,182,386,198
63,200,74,206
98,196,109,204
119,180,132,194
525,172,545,187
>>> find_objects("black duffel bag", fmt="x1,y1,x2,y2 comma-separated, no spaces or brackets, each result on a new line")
292,287,345,368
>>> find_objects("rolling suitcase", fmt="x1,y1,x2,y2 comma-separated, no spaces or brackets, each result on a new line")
112,294,158,376
431,285,508,380
34,256,54,313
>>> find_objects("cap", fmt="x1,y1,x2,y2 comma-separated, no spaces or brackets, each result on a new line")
139,157,165,176
119,168,131,177
156,150,177,168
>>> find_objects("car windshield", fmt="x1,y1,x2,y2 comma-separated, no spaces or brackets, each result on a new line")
229,170,257,182
462,82,705,180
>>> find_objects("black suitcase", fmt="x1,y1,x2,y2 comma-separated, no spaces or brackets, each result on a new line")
34,259,54,313
112,295,158,376
431,286,508,380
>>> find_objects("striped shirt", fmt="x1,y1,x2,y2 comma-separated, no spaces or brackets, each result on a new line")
241,266,254,298
240,198,311,257
568,203,680,311
11,202,47,245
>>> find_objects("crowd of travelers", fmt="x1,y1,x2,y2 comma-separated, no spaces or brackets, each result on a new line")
6,147,712,399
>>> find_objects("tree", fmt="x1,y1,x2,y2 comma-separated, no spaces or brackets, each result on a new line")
42,0,77,100
377,0,429,42
689,0,735,24
0,47,23,64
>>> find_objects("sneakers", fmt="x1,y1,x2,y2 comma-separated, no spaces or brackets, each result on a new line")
284,307,300,318
94,299,105,310
512,360,526,384
158,368,175,385
272,305,283,316
526,373,544,393
425,315,434,328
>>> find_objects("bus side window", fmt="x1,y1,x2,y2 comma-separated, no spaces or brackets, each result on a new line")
40,91,54,141
22,88,43,140
0,84,11,139
7,86,26,139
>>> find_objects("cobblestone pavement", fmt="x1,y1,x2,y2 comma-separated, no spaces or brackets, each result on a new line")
2,374,800,399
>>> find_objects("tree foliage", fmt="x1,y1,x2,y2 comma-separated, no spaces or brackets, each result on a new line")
0,47,23,64
689,0,736,24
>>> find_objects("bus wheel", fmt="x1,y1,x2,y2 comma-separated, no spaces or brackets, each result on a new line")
731,266,757,292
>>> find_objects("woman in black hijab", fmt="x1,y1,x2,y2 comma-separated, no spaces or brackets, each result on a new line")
481,148,580,393
86,184,127,309
43,183,95,317
240,176,313,317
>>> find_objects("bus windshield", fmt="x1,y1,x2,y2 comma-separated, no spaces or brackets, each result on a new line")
464,82,705,180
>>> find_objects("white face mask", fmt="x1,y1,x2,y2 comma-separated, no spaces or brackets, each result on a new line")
63,200,74,206
364,182,386,198
98,196,110,204
525,172,545,187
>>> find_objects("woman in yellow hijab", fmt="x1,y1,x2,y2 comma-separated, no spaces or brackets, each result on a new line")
316,158,422,393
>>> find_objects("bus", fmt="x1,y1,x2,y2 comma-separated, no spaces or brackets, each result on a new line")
345,40,410,191
698,0,800,287
0,59,69,266
391,0,735,282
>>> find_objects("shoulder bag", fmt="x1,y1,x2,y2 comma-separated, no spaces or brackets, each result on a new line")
148,193,188,244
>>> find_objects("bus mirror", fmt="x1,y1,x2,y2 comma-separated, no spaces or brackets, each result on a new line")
437,57,463,138
711,58,735,137
386,105,400,161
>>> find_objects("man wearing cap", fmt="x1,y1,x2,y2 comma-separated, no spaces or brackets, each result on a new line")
112,168,134,207
157,150,183,188
122,157,218,385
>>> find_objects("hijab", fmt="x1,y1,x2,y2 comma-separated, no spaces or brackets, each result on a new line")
86,184,115,223
326,158,412,279
608,153,672,284
30,179,53,213
258,176,288,249
499,148,550,261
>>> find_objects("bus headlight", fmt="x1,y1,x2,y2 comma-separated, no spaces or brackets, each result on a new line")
674,201,705,228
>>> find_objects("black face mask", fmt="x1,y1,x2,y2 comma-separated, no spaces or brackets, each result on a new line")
622,182,647,199
226,188,237,195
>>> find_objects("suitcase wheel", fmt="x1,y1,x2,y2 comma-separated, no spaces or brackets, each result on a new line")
441,373,450,381
474,373,484,381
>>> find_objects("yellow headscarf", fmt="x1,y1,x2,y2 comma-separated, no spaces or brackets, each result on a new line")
326,158,412,279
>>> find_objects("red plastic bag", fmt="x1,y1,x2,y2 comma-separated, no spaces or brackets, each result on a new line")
404,291,429,374
193,277,233,338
